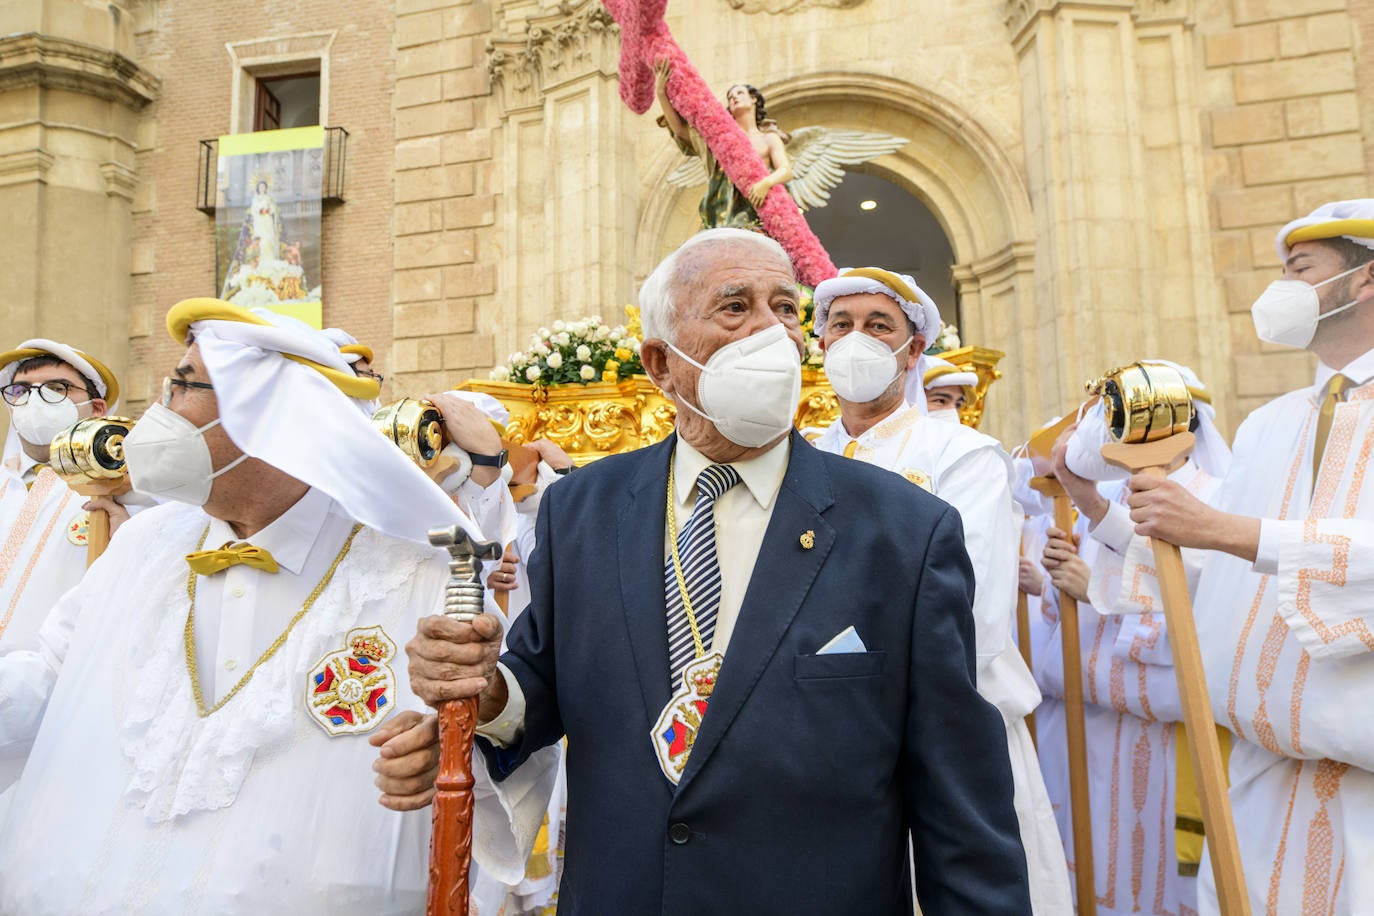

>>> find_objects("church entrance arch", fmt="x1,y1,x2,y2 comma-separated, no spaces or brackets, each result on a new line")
635,73,1038,441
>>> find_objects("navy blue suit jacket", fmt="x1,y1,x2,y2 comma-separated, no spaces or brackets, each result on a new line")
483,432,1030,914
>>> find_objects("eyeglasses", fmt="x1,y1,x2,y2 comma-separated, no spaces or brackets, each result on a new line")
1,380,89,407
161,376,215,406
357,369,385,385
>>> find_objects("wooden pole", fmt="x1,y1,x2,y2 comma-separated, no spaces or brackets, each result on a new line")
1017,536,1037,748
1101,433,1250,916
428,697,478,916
1029,475,1096,916
70,478,129,568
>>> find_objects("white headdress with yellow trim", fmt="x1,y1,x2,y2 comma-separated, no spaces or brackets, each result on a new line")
168,298,481,545
1276,199,1374,261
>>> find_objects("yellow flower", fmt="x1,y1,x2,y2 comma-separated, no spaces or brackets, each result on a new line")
603,359,621,382
614,347,632,361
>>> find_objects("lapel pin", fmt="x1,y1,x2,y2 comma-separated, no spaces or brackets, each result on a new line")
800,530,815,550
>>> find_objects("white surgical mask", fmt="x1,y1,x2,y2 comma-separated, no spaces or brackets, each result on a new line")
927,408,961,424
9,396,85,448
1251,262,1370,349
823,332,910,403
668,324,802,448
123,402,248,506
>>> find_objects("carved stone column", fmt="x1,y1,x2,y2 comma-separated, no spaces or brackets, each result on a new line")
488,1,635,359
0,0,158,389
1005,0,1232,426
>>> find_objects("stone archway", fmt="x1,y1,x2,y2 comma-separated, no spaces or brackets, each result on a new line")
634,72,1039,442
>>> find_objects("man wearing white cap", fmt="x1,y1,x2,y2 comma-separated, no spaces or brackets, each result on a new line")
1037,364,1230,916
1124,200,1374,913
921,355,978,423
0,300,550,913
0,341,127,806
807,267,1070,915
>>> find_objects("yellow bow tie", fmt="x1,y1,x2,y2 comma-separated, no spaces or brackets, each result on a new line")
185,543,280,576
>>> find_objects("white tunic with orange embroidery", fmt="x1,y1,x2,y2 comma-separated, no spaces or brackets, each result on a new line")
0,455,95,797
1193,354,1374,916
813,402,1071,916
1035,478,1202,916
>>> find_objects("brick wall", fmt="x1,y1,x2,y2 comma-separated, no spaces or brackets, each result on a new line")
389,0,498,398
127,0,398,407
1201,0,1368,417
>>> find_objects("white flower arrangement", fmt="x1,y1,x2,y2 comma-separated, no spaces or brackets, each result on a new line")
490,310,645,385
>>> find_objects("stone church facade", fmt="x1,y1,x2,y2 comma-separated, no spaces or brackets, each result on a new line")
3,0,1371,442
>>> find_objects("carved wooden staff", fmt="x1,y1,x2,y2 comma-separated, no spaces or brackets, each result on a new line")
1028,472,1096,916
48,416,133,566
1093,364,1250,916
427,525,503,916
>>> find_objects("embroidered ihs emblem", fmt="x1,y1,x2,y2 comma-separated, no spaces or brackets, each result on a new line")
901,468,933,492
67,511,89,546
305,626,397,736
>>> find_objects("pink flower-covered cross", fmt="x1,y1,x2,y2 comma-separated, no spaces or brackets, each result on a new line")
603,0,837,286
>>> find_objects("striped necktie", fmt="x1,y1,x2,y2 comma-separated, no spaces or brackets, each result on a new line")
665,464,742,682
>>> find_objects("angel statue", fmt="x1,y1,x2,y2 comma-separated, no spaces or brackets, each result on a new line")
655,61,907,232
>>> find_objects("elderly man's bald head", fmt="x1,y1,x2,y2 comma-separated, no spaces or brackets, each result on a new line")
639,228,794,343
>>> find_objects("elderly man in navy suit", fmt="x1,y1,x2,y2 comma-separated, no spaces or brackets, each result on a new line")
397,228,1031,914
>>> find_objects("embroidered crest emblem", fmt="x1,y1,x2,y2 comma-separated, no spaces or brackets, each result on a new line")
901,468,933,492
651,653,721,785
305,625,397,736
67,511,89,546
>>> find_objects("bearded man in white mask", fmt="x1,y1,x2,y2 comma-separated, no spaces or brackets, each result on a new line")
0,300,549,914
1123,199,1374,914
397,229,1032,913
807,267,1069,915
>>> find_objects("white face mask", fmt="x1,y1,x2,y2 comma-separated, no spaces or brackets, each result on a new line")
9,396,85,448
1251,262,1370,349
822,332,910,404
927,408,961,424
668,324,802,448
123,402,248,506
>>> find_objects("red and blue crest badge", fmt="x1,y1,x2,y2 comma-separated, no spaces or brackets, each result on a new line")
650,653,721,785
305,625,397,736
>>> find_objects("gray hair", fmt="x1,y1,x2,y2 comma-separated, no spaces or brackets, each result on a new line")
638,228,792,343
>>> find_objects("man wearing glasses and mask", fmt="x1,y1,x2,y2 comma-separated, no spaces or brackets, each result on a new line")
0,340,129,815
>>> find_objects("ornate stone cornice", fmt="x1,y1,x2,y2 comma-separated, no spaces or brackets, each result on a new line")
0,33,160,110
0,149,55,188
487,0,620,114
100,161,138,201
724,0,867,11
1003,0,1151,43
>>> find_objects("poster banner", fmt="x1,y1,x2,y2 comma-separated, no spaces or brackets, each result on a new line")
214,126,325,328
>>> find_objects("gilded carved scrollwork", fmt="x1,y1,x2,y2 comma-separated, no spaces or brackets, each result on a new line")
487,0,620,114
724,0,868,11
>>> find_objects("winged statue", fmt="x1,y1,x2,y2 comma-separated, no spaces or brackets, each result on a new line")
665,126,909,212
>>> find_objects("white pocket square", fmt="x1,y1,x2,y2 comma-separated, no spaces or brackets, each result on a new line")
817,626,867,655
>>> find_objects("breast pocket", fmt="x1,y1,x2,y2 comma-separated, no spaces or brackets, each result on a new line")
794,650,886,680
